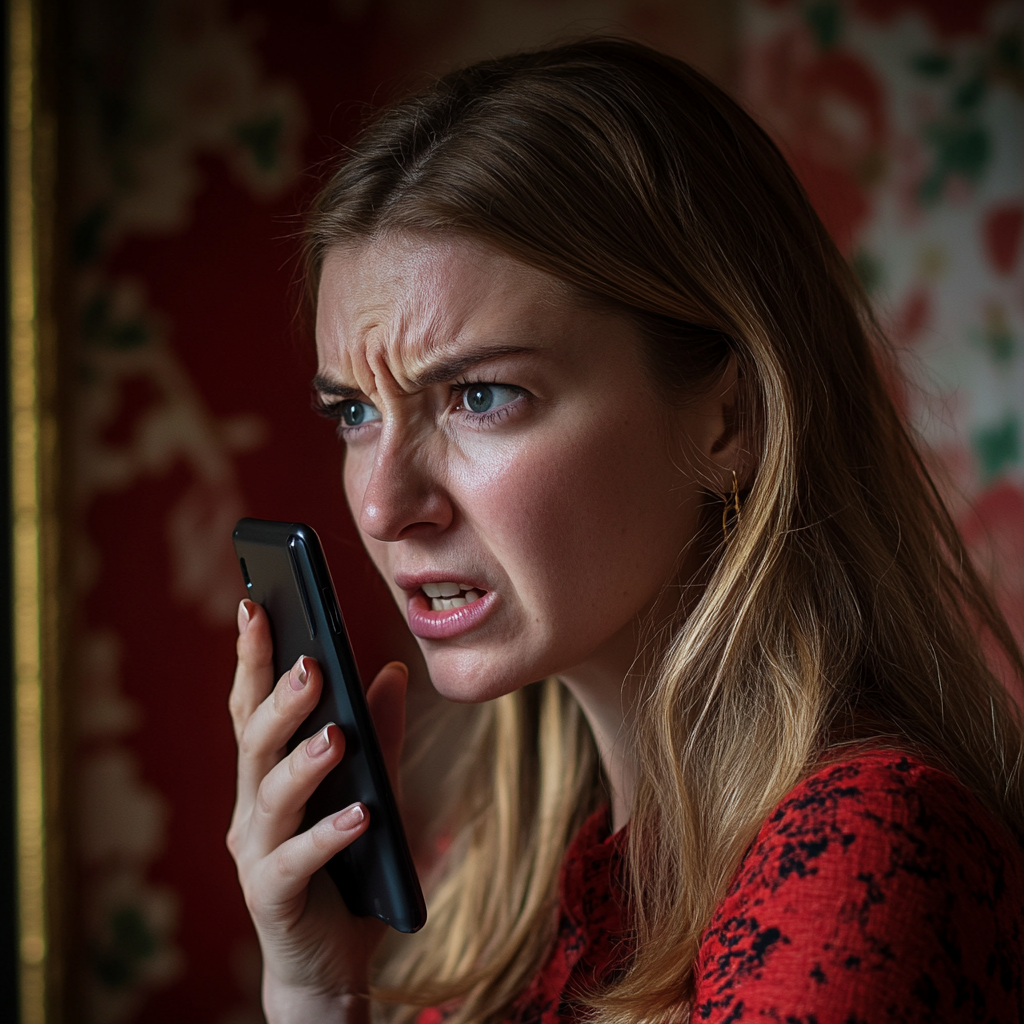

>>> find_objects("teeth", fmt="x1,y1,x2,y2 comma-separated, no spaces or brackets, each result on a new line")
430,589,482,612
423,581,476,598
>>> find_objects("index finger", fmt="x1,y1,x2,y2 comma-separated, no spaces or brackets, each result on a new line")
228,600,275,743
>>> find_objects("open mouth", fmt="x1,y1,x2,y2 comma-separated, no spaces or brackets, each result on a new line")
404,577,496,640
421,582,485,611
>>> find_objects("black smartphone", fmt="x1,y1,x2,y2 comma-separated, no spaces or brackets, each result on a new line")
232,517,426,933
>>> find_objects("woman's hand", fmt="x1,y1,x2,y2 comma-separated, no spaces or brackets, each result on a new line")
227,598,408,1024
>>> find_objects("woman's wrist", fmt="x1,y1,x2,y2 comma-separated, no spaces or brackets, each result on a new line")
262,978,371,1024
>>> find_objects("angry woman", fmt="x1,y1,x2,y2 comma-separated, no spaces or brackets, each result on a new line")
227,38,1024,1024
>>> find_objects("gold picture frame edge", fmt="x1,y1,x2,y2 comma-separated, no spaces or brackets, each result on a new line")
10,0,63,1021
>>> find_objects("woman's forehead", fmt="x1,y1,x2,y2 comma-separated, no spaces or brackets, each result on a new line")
314,236,577,384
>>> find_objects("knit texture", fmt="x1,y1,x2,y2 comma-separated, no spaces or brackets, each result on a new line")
418,749,1024,1022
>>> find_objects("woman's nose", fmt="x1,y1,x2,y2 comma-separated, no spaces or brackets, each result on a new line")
357,437,453,542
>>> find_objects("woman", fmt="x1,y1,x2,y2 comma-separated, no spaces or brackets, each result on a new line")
227,39,1024,1023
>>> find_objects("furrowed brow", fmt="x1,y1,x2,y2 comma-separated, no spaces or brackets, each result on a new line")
312,346,536,398
311,373,360,400
410,345,535,388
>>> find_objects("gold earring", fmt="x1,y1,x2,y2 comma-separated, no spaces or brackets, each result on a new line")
722,470,741,544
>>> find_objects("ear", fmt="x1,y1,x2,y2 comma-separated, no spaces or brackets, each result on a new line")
684,354,756,494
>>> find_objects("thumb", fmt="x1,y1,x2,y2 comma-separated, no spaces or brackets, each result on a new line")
366,661,408,790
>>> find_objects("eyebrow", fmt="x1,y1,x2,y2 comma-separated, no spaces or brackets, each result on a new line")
311,375,360,400
312,344,537,397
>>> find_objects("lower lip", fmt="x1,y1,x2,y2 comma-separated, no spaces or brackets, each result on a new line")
406,589,497,640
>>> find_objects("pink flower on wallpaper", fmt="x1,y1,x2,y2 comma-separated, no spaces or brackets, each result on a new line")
889,285,932,344
742,23,887,253
984,203,1024,276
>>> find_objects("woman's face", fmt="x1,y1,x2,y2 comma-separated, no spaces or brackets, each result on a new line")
314,235,732,702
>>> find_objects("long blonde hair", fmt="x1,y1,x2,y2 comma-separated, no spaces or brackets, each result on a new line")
304,39,1024,1024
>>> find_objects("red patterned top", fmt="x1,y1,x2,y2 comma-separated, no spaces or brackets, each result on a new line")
417,749,1024,1023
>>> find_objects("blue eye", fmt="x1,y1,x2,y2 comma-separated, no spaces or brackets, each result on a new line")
462,383,519,414
341,400,381,427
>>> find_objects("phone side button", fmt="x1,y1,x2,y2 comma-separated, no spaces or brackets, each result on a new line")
323,588,341,632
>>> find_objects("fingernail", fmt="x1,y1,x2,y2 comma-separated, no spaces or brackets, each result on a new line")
308,722,334,757
238,600,251,634
334,802,365,831
291,655,309,691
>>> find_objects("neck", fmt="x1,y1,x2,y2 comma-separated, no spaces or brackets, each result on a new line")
558,622,644,833
557,571,699,833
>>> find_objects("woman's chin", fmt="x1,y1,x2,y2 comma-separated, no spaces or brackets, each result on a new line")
427,670,520,705
420,649,536,704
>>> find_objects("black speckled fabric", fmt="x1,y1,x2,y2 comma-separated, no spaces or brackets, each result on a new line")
419,749,1024,1023
693,750,1024,1022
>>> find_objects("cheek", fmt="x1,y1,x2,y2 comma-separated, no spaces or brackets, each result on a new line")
459,418,696,614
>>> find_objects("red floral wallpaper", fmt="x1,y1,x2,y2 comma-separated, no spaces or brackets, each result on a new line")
61,2,1021,1021
740,0,1024,664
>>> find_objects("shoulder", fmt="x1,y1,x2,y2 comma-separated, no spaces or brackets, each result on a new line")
693,748,1024,1023
745,748,1021,894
